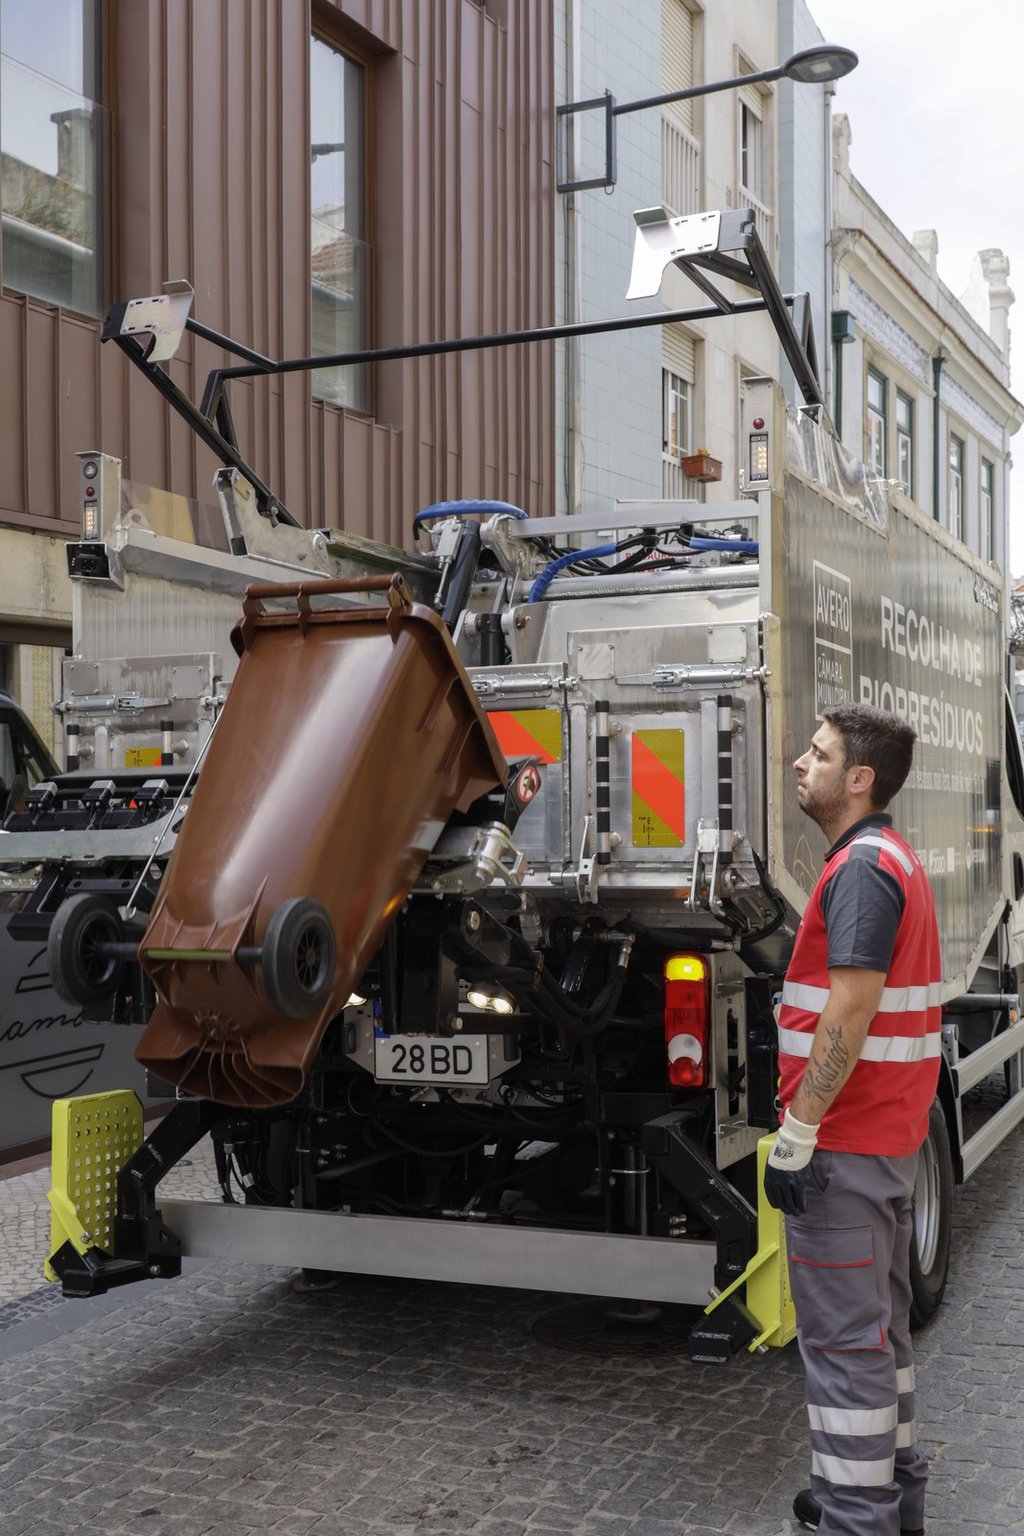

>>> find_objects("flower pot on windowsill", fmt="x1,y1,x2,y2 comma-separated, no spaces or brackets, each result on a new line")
682,451,722,483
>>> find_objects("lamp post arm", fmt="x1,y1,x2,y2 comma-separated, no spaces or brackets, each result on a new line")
611,66,782,119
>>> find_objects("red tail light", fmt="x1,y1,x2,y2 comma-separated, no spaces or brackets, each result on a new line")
664,955,709,1088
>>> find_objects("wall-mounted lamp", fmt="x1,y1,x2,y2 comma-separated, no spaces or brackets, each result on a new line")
557,45,858,194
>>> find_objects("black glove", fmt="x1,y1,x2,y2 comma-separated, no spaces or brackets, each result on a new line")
763,1162,808,1215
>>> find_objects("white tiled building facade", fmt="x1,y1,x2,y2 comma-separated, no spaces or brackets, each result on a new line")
554,0,1020,584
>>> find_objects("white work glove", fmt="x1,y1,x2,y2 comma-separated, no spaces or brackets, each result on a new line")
764,1110,819,1215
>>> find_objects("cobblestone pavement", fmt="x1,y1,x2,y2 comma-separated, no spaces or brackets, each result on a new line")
0,1125,1022,1536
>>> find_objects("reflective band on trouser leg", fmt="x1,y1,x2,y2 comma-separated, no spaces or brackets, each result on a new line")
811,1452,895,1488
888,1173,928,1530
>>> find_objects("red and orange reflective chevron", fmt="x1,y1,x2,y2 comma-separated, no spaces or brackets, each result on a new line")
777,822,942,1156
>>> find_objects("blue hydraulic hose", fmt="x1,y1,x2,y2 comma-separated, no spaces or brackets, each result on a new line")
689,536,759,553
413,499,529,528
528,543,618,602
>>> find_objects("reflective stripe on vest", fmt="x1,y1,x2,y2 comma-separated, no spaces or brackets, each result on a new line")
782,980,943,1014
778,1025,942,1063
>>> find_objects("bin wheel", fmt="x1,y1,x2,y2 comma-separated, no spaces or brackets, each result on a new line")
909,1099,953,1328
48,893,125,1006
261,898,336,1018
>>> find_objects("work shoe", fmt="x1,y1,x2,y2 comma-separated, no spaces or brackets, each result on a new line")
793,1488,924,1534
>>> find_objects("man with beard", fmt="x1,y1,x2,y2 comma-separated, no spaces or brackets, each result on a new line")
764,703,941,1536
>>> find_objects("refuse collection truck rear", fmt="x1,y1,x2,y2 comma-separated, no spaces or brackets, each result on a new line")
4,209,1024,1362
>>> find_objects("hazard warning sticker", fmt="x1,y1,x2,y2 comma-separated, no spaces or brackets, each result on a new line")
631,729,685,847
487,708,562,764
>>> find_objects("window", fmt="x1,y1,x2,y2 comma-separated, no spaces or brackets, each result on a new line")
895,390,914,495
661,0,699,216
310,32,370,411
663,369,691,460
0,0,108,315
948,435,965,540
866,369,887,477
981,459,995,562
737,66,772,249
740,99,764,206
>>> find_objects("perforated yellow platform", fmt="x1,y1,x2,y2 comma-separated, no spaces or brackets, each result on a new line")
45,1091,143,1282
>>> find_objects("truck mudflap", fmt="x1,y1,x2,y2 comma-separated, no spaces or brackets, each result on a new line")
134,575,507,1108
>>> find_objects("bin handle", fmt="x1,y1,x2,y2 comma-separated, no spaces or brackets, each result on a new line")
237,573,413,648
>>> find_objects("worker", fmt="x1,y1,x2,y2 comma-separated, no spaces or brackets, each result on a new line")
764,702,940,1536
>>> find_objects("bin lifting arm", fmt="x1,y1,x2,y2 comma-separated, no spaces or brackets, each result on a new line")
100,208,825,531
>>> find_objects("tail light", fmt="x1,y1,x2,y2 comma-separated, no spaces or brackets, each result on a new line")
664,955,709,1088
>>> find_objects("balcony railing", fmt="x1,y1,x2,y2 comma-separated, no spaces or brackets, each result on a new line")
739,185,774,256
662,454,704,502
662,115,701,217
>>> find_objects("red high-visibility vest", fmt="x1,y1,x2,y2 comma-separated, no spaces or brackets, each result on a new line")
778,824,942,1155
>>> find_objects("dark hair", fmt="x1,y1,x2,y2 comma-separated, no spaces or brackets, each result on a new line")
822,702,916,808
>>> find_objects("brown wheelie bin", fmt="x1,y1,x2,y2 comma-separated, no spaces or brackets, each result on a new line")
135,575,507,1107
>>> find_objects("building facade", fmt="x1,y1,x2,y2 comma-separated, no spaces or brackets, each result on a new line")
556,0,814,517
0,0,1018,750
0,0,557,742
830,113,1020,575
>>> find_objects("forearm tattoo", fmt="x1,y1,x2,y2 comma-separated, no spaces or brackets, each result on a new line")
801,1023,851,1105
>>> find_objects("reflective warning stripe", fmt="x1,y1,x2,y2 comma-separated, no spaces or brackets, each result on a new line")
895,1419,917,1449
854,834,915,875
811,1451,895,1487
778,1026,942,1063
807,1404,898,1437
896,1365,915,1395
631,728,685,847
488,708,561,764
782,980,942,1014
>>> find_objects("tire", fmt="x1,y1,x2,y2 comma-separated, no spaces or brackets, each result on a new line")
48,893,125,1006
261,898,336,1019
909,1099,953,1327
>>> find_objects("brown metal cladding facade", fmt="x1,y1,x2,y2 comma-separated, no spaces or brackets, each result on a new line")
0,0,556,550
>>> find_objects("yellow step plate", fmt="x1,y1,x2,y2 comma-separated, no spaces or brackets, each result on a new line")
745,1134,798,1349
45,1091,143,1283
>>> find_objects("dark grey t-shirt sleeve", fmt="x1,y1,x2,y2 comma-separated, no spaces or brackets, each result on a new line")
820,853,905,971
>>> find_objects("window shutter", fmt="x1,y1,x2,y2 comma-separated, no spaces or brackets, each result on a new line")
661,0,694,132
663,325,695,384
739,80,764,119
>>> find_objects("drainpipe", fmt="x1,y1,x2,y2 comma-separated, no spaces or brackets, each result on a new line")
931,349,946,522
563,0,583,516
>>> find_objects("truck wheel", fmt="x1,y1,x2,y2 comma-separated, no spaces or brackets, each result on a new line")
909,1100,953,1327
48,893,124,1006
261,898,336,1018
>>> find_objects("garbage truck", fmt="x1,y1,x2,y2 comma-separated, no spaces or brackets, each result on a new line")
4,206,1024,1362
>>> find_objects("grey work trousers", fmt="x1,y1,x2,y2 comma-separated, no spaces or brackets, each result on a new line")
785,1149,926,1536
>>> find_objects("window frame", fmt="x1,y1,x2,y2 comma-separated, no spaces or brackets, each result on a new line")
662,367,691,461
309,19,372,414
866,367,888,478
0,0,110,317
948,432,965,541
739,98,764,206
980,457,995,563
895,388,914,497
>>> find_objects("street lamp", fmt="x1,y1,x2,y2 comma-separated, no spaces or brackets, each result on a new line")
557,44,858,193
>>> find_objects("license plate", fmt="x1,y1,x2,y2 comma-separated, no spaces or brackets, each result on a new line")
373,1030,490,1085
